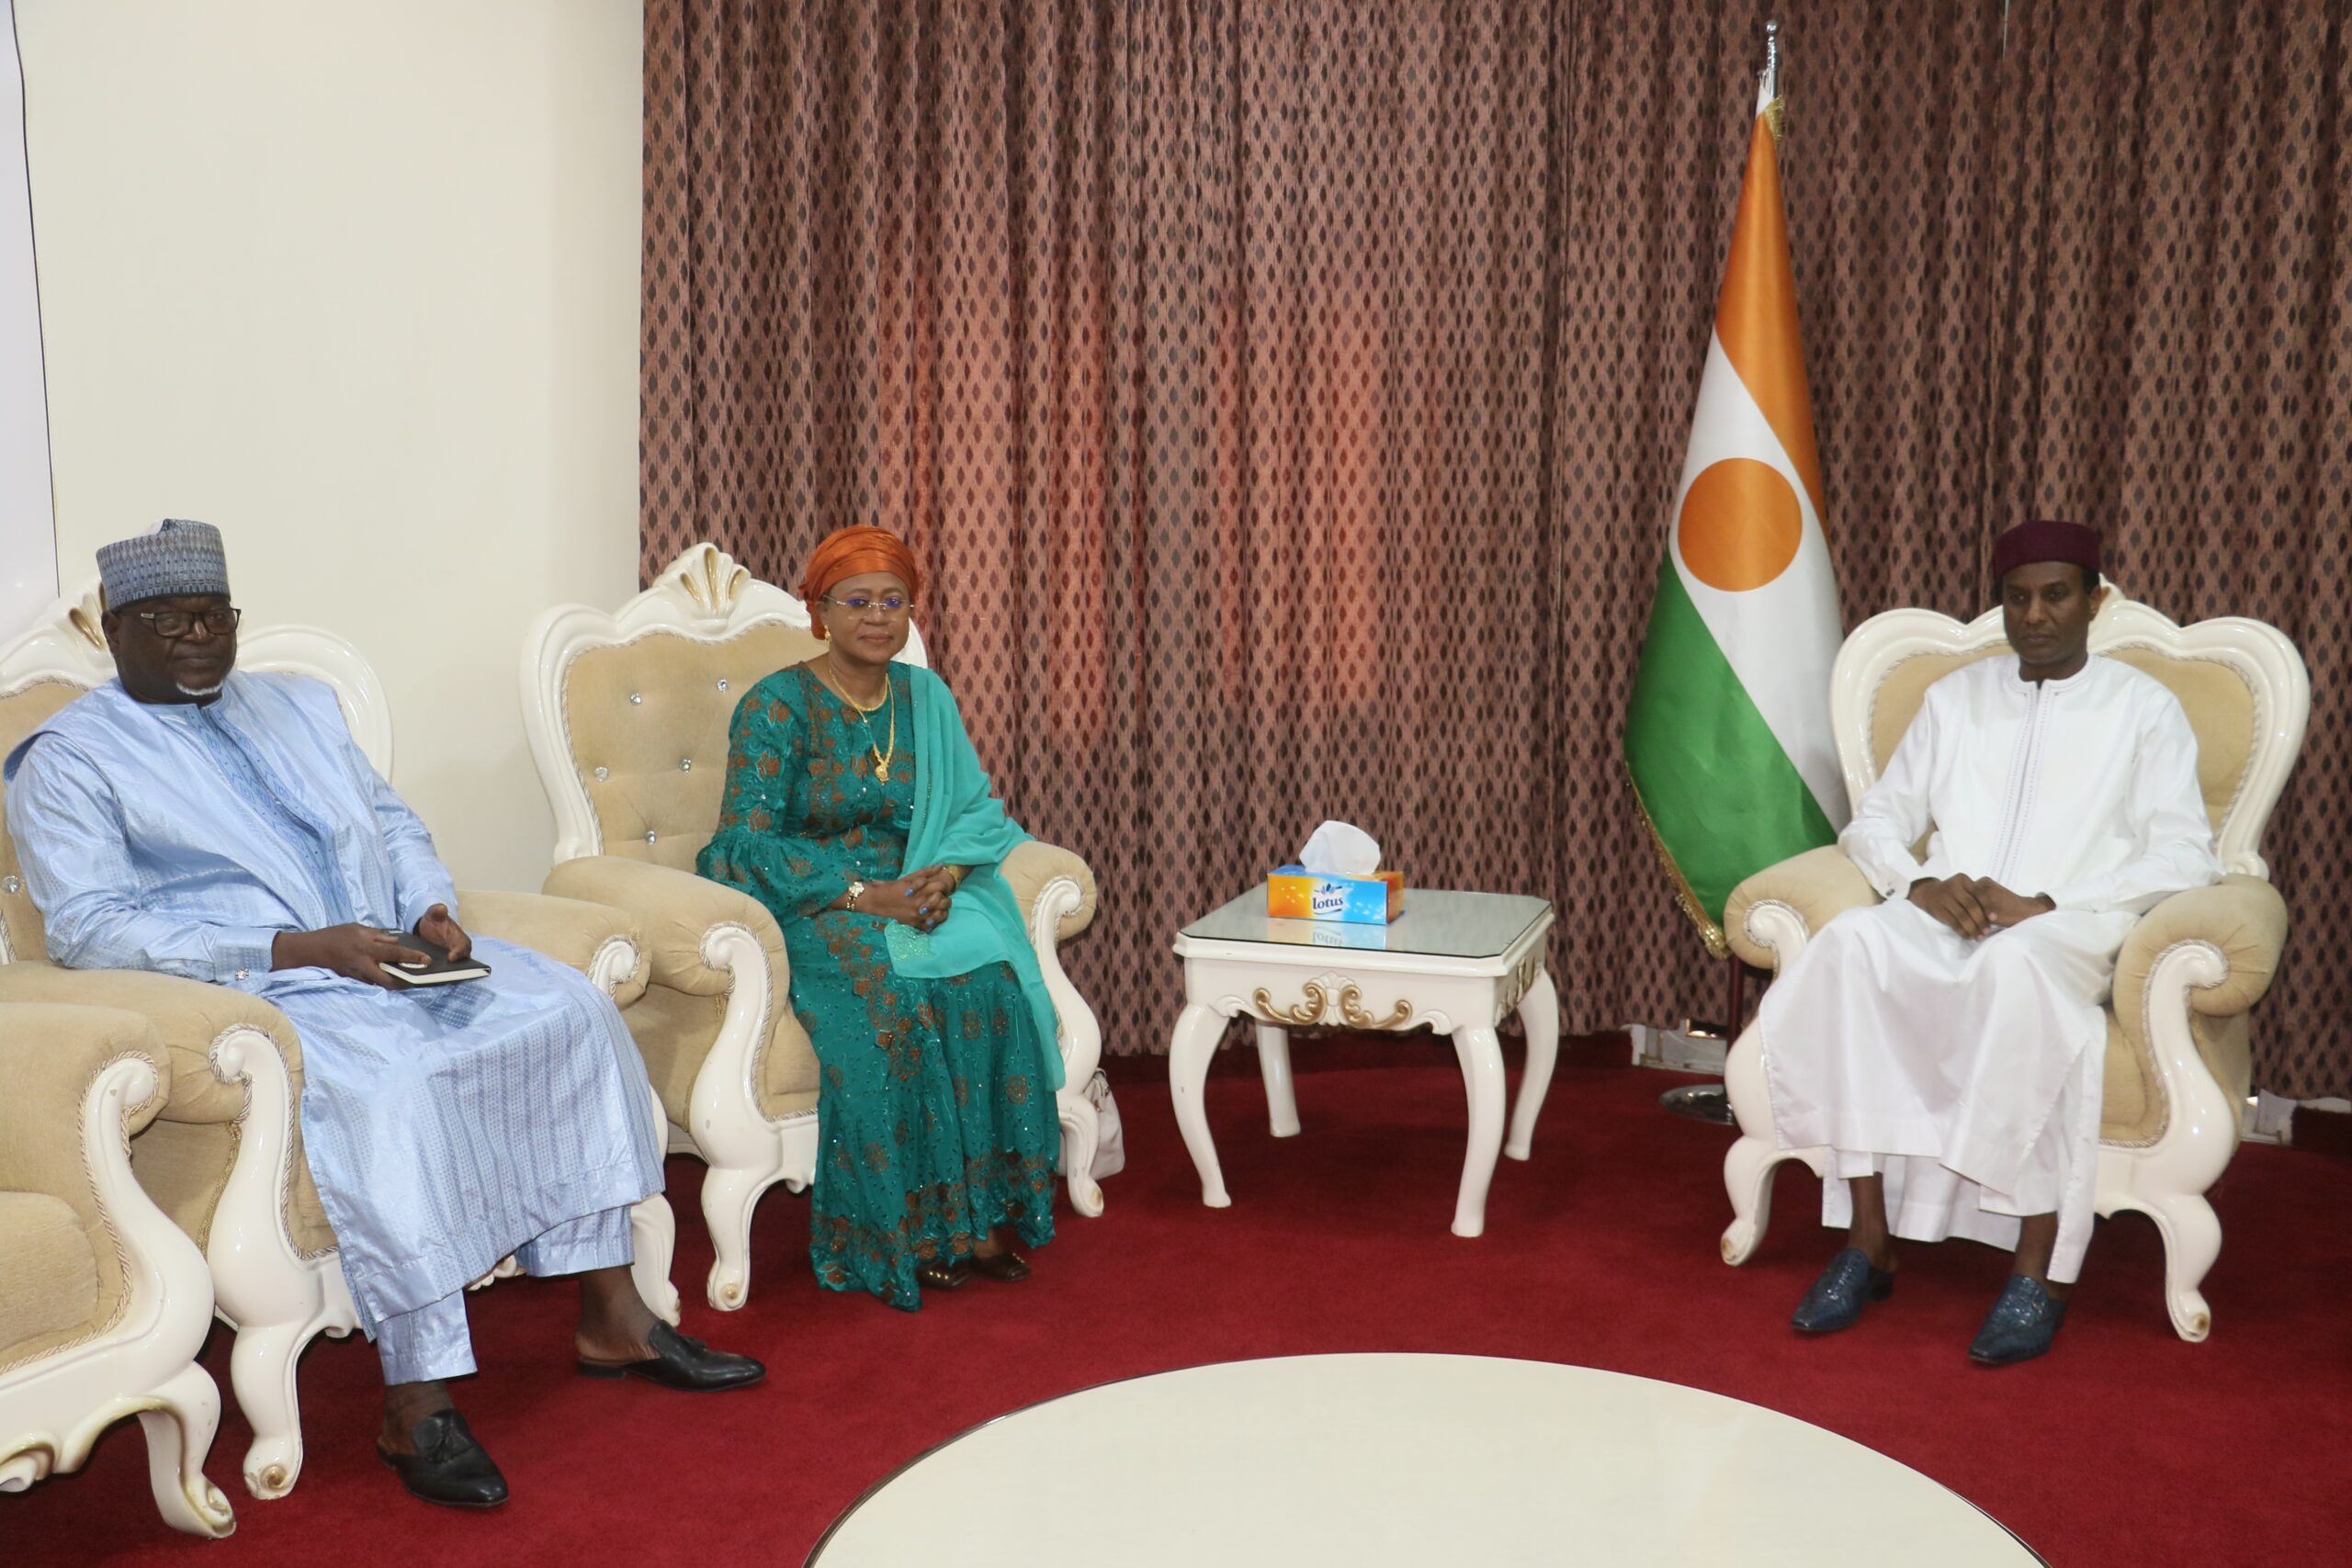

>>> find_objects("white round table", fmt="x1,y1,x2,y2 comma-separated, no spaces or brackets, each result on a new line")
810,1354,2041,1567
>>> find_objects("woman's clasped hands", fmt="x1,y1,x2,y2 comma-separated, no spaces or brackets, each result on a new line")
861,864,957,932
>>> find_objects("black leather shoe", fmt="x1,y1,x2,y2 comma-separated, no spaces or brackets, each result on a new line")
1969,1276,2067,1366
916,1258,973,1292
578,1320,766,1392
1791,1247,1896,1334
377,1409,508,1508
971,1247,1031,1284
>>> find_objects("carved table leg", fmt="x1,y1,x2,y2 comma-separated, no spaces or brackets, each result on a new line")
1255,1023,1300,1137
1449,1024,1507,1238
1170,1002,1231,1208
1506,970,1559,1161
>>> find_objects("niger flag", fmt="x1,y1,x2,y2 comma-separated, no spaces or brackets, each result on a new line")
1623,54,1846,956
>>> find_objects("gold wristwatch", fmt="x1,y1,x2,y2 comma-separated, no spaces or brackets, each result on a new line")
846,879,866,911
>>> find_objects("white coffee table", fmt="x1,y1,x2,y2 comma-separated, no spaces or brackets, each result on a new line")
808,1354,2043,1566
1167,888,1557,1237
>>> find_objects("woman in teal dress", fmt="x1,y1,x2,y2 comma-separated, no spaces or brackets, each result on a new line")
696,526,1060,1308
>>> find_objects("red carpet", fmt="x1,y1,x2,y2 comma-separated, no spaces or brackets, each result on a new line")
15,1040,2352,1565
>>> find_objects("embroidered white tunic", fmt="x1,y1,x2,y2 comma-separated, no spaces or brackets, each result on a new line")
1756,653,2221,1281
4,674,663,1365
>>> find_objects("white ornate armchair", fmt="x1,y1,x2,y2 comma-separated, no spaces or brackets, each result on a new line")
1718,591,2305,1341
0,586,679,1499
520,544,1106,1312
0,1003,235,1537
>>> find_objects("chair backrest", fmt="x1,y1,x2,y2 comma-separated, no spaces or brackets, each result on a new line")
1831,589,2310,880
0,583,390,964
521,544,931,872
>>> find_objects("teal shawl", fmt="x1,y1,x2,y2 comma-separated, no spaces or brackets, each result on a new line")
884,665,1065,1092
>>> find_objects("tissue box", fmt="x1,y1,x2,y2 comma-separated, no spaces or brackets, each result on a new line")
1266,865,1405,925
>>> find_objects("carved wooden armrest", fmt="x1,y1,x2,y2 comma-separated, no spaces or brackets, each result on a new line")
998,841,1098,945
0,961,300,1125
1723,846,1881,970
0,1004,168,1196
542,855,786,998
2113,875,2288,1032
457,887,647,1005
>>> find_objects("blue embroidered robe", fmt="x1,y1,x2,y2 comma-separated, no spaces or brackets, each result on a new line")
4,673,662,1338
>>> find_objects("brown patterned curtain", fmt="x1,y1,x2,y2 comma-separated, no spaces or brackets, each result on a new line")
642,0,2352,1098
1976,1,2352,1100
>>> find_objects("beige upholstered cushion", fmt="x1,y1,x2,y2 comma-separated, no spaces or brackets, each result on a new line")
1867,648,2003,778
0,677,85,962
1867,643,2255,835
0,961,304,1127
1723,846,1880,972
0,1004,165,1374
617,981,727,1121
456,887,650,1010
543,856,775,998
622,980,820,1126
2105,648,2258,834
130,1117,338,1259
2101,874,2281,1142
2096,1010,2146,1143
999,840,1101,943
2098,1010,2249,1145
2115,875,2289,1030
0,1192,101,1362
0,964,336,1258
563,624,826,873
539,854,820,1122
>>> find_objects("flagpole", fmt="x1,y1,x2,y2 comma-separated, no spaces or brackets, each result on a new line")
1658,18,1787,1128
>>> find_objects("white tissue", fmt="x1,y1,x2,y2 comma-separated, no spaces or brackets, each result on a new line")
1299,820,1382,877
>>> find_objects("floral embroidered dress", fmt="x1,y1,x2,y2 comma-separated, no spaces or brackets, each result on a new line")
697,662,1057,1307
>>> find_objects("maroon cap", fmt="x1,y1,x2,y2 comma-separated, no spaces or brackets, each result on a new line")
1991,518,2101,583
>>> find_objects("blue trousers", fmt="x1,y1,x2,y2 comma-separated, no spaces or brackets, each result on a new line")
369,1205,633,1383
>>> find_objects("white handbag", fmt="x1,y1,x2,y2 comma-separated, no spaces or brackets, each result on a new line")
1082,1068,1125,1179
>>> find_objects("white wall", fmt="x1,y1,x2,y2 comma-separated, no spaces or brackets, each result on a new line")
1,0,57,641
16,0,642,892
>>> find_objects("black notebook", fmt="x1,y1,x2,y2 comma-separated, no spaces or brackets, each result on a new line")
379,931,492,987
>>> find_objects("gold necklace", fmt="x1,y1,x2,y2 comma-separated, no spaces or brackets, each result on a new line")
821,659,887,713
816,660,897,782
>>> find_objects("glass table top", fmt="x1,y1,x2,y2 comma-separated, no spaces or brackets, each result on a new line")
1179,887,1551,959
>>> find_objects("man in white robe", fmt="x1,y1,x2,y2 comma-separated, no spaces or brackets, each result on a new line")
5,522,765,1507
1756,518,2221,1364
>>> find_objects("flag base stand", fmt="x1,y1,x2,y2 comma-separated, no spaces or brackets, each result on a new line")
1658,1083,1736,1124
1657,958,1756,1126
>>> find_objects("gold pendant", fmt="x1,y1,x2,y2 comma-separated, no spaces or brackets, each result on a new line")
876,760,890,783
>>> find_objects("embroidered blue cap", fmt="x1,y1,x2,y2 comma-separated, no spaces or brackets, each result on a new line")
96,519,231,608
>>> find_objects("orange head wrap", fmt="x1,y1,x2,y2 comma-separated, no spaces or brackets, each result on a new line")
799,526,922,638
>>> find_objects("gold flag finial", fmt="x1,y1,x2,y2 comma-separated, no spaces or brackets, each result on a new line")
1760,22,1788,142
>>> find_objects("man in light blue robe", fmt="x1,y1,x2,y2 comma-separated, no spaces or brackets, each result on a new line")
4,521,763,1509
